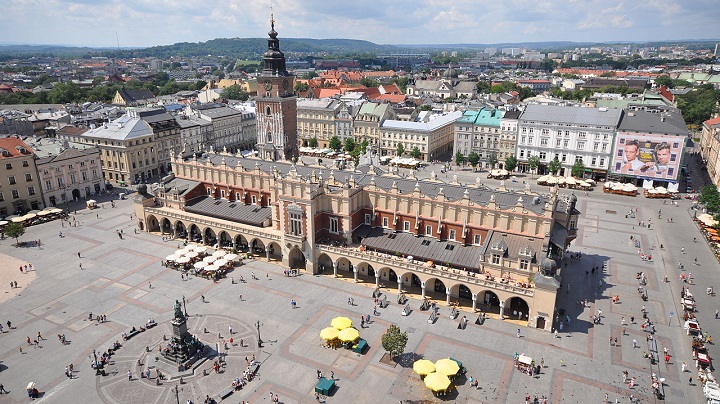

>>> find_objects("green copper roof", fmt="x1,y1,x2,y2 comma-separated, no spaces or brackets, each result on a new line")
457,107,502,126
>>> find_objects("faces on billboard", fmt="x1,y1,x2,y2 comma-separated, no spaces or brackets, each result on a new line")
612,135,683,181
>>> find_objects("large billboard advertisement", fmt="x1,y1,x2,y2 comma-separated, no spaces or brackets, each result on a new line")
610,133,684,181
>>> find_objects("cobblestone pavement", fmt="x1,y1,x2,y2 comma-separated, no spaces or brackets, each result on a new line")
0,184,711,403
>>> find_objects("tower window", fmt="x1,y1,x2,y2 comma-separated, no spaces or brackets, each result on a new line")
266,106,272,115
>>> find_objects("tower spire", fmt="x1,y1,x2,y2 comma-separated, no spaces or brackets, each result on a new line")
270,4,275,31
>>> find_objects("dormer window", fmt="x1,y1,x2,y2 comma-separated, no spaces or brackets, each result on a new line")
518,245,535,259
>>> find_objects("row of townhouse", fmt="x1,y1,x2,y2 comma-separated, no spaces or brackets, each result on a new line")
453,103,688,185
0,136,103,217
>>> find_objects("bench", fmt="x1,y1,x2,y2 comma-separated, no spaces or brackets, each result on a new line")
218,387,234,401
249,363,260,375
146,322,157,329
125,330,140,340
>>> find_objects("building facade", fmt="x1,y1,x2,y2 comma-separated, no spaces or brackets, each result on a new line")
515,105,623,179
135,154,579,331
381,111,462,161
700,116,720,186
0,138,44,216
59,112,160,185
36,147,103,207
187,104,256,153
296,99,340,148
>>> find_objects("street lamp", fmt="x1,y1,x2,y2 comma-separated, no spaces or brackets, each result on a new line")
256,320,263,347
172,384,182,404
91,349,101,375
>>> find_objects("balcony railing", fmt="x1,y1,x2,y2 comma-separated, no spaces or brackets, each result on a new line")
317,244,534,297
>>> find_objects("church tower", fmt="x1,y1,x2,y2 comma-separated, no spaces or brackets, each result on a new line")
255,14,297,161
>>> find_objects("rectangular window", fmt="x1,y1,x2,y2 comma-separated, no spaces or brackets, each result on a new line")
561,154,567,162
27,186,35,196
82,172,88,181
364,214,371,225
251,195,257,204
591,157,597,166
236,192,241,201
11,189,20,199
287,212,302,235
403,221,410,231
45,180,52,190
569,219,576,229
25,173,32,182
539,152,547,160
492,254,500,265
220,190,225,198
70,174,76,184
540,138,548,146
425,225,432,235
8,176,15,185
5,163,11,169
449,229,456,240
330,217,339,233
382,217,389,228
520,259,529,270
474,234,481,244
577,141,585,150
599,158,605,166
206,187,211,195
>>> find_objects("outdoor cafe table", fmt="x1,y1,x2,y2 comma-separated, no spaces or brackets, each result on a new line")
314,377,335,395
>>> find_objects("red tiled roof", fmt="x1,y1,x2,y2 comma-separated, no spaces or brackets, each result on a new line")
0,138,34,159
704,116,720,127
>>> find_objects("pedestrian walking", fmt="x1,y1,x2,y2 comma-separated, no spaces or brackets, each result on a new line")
682,247,685,254
614,337,618,346
716,310,719,319
517,328,521,338
621,317,626,326
77,252,81,258
148,281,152,289
291,299,296,309
317,369,322,379
682,362,687,372
128,370,133,381
348,298,351,305
330,371,334,380
0,384,7,394
632,339,637,348
540,358,544,368
630,316,635,324
79,263,83,270
229,325,233,335
689,377,693,385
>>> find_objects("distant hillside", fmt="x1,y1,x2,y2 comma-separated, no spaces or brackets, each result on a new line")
96,37,404,59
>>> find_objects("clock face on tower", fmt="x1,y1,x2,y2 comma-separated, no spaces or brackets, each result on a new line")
282,79,289,90
264,80,272,91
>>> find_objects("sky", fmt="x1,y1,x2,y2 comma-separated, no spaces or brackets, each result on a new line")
0,0,718,48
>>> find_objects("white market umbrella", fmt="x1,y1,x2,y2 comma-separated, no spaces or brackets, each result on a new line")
0,221,7,226
537,175,549,183
215,259,229,267
499,169,508,176
182,244,196,252
203,255,217,263
193,246,208,253
194,261,207,269
565,177,577,185
212,250,227,257
185,251,198,259
166,254,181,261
546,177,558,184
205,264,219,272
225,253,238,261
176,257,191,264
174,249,186,256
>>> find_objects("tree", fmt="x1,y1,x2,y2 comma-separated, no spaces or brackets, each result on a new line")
396,143,405,156
359,140,369,154
344,137,356,152
419,105,433,111
221,84,248,101
411,147,421,159
548,158,562,175
5,222,25,246
476,81,491,93
308,138,318,148
329,136,342,151
294,82,309,93
454,152,465,167
467,152,480,170
505,156,518,172
571,158,586,178
528,155,540,177
487,152,498,169
381,324,408,359
699,185,720,213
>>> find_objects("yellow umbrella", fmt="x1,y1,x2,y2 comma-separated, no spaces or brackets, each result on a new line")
320,327,339,340
413,359,436,376
331,316,353,330
338,327,360,342
424,372,451,391
435,358,460,376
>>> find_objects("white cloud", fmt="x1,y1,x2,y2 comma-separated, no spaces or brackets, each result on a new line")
0,0,716,47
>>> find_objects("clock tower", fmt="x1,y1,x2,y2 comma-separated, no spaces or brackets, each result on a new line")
255,14,297,161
